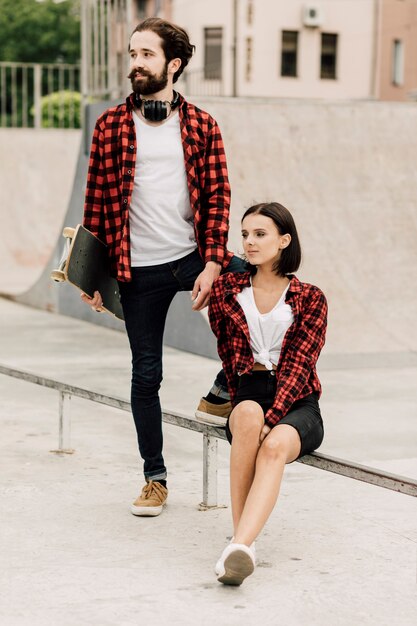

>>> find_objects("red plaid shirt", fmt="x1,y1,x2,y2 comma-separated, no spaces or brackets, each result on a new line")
208,272,328,428
83,93,233,281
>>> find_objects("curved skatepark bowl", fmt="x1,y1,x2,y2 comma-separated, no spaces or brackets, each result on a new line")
0,98,416,357
0,128,82,297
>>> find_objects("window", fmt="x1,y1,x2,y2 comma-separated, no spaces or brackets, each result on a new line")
204,27,223,80
281,31,298,78
135,0,147,19
320,33,338,79
392,39,404,86
247,0,254,26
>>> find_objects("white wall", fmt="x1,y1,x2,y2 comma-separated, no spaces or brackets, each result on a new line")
174,0,375,99
174,0,235,95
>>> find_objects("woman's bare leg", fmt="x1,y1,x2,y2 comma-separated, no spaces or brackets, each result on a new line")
229,401,264,534
233,424,301,546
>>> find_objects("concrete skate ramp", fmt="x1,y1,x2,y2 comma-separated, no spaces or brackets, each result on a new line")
1,102,222,350
3,98,417,357
201,97,417,355
0,129,82,296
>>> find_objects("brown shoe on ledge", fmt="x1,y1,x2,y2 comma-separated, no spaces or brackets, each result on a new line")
195,398,232,427
131,480,168,516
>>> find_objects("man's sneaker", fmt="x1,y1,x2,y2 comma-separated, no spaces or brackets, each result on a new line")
215,543,256,586
195,397,232,427
130,481,168,517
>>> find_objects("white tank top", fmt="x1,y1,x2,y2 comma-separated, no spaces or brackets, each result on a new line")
236,282,294,370
129,111,197,266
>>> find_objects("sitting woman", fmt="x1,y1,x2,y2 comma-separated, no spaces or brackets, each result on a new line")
208,202,327,586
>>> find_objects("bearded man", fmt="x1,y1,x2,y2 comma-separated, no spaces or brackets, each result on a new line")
81,18,245,516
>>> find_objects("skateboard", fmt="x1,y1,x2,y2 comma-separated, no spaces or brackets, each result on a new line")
51,224,124,321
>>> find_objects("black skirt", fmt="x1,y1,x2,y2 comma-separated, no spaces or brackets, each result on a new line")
225,370,324,459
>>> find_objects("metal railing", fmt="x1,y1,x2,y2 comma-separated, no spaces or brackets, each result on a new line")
81,0,132,101
179,66,225,97
0,62,81,129
1,363,416,508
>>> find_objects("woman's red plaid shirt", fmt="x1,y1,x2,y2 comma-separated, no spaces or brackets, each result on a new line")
208,271,328,428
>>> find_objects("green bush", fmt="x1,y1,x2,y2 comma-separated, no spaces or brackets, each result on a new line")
32,90,82,128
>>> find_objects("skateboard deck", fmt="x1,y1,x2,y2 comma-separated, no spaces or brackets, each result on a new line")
51,224,124,321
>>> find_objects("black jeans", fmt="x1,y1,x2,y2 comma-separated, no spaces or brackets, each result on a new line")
118,249,246,481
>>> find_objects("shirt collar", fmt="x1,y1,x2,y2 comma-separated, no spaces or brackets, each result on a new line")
231,271,301,287
126,92,135,111
224,271,251,296
286,275,303,293
224,271,302,297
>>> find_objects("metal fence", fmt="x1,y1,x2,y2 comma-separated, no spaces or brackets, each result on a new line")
0,6,226,130
80,1,224,101
179,66,225,97
81,0,132,101
0,62,81,129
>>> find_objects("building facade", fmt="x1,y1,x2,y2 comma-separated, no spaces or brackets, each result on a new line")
131,0,172,22
172,0,377,99
378,0,417,101
131,0,417,100
129,0,417,101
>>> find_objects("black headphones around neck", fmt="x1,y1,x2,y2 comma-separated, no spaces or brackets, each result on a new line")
135,91,180,122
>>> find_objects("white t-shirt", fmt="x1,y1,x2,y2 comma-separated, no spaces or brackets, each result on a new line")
236,282,294,370
129,111,197,266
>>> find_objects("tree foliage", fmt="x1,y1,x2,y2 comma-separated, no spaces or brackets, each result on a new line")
0,0,81,64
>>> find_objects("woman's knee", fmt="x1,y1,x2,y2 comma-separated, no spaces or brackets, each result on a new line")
230,401,263,436
258,435,288,462
258,426,301,463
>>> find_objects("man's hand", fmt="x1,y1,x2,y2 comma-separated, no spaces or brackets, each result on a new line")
191,261,221,311
80,290,104,312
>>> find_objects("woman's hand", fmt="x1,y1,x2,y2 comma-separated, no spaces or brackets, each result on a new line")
259,424,271,444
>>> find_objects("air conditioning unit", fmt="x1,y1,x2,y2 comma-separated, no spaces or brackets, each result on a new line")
302,5,324,28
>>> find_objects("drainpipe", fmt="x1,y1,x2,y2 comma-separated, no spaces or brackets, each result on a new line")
81,0,89,152
371,0,382,99
232,0,238,96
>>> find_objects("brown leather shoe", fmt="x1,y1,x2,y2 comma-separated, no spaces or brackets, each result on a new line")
195,397,232,426
130,481,168,516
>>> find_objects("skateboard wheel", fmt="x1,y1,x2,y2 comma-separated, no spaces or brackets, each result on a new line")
63,227,75,239
50,269,66,283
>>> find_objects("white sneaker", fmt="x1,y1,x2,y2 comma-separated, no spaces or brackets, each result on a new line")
215,543,256,586
215,538,256,574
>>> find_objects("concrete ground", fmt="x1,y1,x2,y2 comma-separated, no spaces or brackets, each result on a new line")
1,297,416,626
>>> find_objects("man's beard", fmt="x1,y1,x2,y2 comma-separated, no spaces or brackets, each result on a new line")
128,63,169,96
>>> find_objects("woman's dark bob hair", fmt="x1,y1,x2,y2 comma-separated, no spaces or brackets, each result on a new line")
131,18,195,83
242,202,302,276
